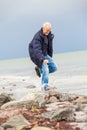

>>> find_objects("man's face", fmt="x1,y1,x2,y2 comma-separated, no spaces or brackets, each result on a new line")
43,26,51,35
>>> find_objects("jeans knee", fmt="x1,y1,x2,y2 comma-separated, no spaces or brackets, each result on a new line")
42,63,49,74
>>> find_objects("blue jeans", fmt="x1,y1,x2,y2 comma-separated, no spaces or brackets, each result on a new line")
40,55,57,89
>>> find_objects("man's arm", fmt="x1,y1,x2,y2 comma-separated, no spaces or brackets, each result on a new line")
33,39,45,62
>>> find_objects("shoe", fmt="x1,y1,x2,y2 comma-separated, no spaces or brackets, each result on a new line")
35,66,41,77
44,87,50,91
42,85,49,91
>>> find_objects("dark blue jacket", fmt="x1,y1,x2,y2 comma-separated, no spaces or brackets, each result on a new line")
28,28,54,68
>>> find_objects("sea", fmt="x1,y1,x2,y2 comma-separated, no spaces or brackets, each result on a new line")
0,50,87,99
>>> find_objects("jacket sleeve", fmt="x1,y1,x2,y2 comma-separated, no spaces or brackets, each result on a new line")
33,39,45,62
47,34,54,57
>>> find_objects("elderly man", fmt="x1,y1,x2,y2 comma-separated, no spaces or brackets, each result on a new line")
29,22,57,90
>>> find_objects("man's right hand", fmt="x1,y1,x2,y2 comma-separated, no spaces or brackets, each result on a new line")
43,59,49,64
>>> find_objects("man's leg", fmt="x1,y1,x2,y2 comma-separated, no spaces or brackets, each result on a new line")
40,55,57,90
40,62,49,90
45,55,58,73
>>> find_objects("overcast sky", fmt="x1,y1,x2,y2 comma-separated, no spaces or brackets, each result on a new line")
0,0,87,60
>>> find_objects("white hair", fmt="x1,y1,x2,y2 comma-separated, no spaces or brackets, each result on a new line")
42,22,51,28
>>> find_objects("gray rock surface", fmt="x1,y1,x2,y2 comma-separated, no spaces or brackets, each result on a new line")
2,114,30,127
42,107,75,121
1,100,39,109
31,127,54,130
1,90,87,130
0,93,13,107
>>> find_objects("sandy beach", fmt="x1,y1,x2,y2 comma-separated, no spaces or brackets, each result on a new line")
0,74,87,100
0,50,87,100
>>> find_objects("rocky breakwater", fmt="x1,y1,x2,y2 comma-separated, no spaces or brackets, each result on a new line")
0,88,87,130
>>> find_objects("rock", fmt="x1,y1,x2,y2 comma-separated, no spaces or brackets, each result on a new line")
16,126,27,130
1,100,39,109
70,122,87,130
13,84,16,86
7,128,15,130
20,91,49,108
0,126,4,130
2,125,15,130
46,102,60,111
59,93,78,102
73,96,87,104
2,114,30,127
34,93,47,108
82,104,87,111
1,89,87,130
25,85,36,89
31,126,54,130
20,91,48,101
46,96,58,103
58,122,87,130
75,103,84,111
0,93,13,107
46,101,76,111
48,90,60,97
0,108,27,119
42,108,75,121
75,111,87,122
20,92,37,101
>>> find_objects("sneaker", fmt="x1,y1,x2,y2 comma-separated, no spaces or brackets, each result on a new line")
35,66,41,77
44,87,50,91
42,85,49,91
